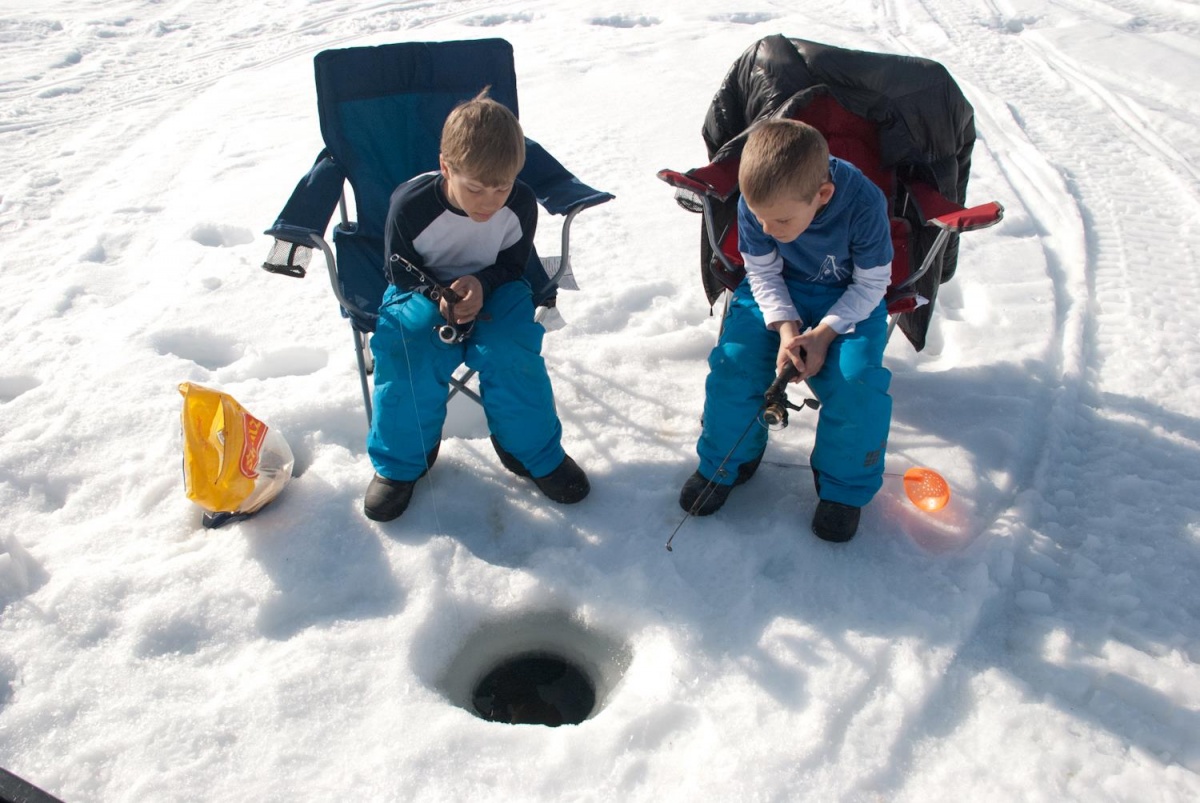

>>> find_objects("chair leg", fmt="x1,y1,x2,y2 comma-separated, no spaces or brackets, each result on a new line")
448,369,482,404
717,288,732,343
353,327,373,425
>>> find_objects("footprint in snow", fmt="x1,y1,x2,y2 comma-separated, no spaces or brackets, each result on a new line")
1,534,49,615
463,12,534,26
0,375,40,404
150,329,242,370
588,15,660,28
709,12,777,25
134,614,210,658
189,223,255,248
50,49,81,69
994,15,1040,34
219,346,329,382
79,231,132,264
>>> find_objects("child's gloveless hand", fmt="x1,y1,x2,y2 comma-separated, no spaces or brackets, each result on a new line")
442,275,484,323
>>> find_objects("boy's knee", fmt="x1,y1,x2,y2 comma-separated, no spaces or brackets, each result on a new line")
709,339,772,382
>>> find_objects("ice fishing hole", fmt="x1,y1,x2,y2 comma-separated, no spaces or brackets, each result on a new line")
437,611,630,728
472,652,595,726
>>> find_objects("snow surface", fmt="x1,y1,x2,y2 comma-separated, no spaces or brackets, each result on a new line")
2,0,1199,800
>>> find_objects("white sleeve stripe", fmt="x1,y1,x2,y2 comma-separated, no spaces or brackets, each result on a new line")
820,263,892,334
850,264,892,295
742,249,800,327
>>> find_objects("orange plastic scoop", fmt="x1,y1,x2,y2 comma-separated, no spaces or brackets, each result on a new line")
903,467,951,512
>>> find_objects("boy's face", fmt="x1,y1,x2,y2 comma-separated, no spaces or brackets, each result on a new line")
440,156,515,223
746,181,835,243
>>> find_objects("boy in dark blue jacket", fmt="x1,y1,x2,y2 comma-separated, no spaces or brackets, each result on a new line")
364,92,589,521
680,119,894,542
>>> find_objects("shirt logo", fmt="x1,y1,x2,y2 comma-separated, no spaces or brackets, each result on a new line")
814,255,850,283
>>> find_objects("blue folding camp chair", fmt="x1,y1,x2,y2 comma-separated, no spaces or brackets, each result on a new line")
262,39,613,422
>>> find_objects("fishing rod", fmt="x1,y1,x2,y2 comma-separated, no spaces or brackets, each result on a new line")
388,253,473,344
664,362,954,552
666,361,818,552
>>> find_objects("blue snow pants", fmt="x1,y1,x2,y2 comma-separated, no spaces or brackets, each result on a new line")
367,281,565,482
697,279,893,508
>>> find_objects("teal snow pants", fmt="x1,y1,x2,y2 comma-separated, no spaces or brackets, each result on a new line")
696,280,892,508
367,281,565,482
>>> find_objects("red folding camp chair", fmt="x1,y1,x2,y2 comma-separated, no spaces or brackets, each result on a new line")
657,35,1002,348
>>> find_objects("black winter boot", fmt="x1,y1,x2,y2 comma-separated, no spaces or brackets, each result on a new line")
678,472,733,516
491,435,529,477
364,474,418,522
491,436,589,504
812,500,861,542
363,443,439,522
531,455,590,504
677,451,763,517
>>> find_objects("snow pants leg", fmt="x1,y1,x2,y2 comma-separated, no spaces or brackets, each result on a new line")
367,282,564,482
696,283,777,486
465,282,565,478
696,280,892,507
804,299,892,508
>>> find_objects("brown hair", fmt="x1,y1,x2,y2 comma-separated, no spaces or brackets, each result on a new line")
738,119,830,205
440,88,525,185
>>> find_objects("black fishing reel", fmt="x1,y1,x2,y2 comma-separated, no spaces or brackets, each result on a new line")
427,287,472,344
760,362,818,428
436,315,474,345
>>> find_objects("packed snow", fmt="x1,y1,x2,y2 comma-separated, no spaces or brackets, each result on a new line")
2,0,1198,800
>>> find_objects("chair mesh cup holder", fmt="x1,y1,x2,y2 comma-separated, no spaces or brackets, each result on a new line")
262,239,312,278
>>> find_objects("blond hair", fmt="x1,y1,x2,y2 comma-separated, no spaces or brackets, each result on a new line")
440,89,525,186
738,119,830,205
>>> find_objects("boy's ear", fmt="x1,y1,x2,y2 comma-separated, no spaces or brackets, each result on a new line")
438,153,450,177
817,181,835,204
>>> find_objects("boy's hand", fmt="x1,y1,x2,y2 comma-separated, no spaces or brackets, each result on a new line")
778,323,837,381
774,320,806,380
441,276,484,323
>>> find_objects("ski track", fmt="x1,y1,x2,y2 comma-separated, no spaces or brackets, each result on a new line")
878,0,1200,777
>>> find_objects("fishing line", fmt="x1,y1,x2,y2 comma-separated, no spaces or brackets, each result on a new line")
398,307,447,537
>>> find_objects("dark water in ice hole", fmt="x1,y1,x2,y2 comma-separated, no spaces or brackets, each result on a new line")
471,653,596,726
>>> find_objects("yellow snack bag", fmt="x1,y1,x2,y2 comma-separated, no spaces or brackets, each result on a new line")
179,383,294,527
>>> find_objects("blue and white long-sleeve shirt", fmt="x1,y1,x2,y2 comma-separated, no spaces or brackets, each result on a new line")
383,171,537,299
738,156,893,333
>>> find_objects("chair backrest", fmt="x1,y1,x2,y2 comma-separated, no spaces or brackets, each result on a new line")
711,92,918,313
791,92,892,199
791,93,918,313
313,39,521,331
315,39,519,241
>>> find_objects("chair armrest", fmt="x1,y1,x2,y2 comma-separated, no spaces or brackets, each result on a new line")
522,138,615,216
264,149,345,244
657,159,739,201
264,222,326,246
930,201,1004,232
905,179,1004,233
533,175,615,216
